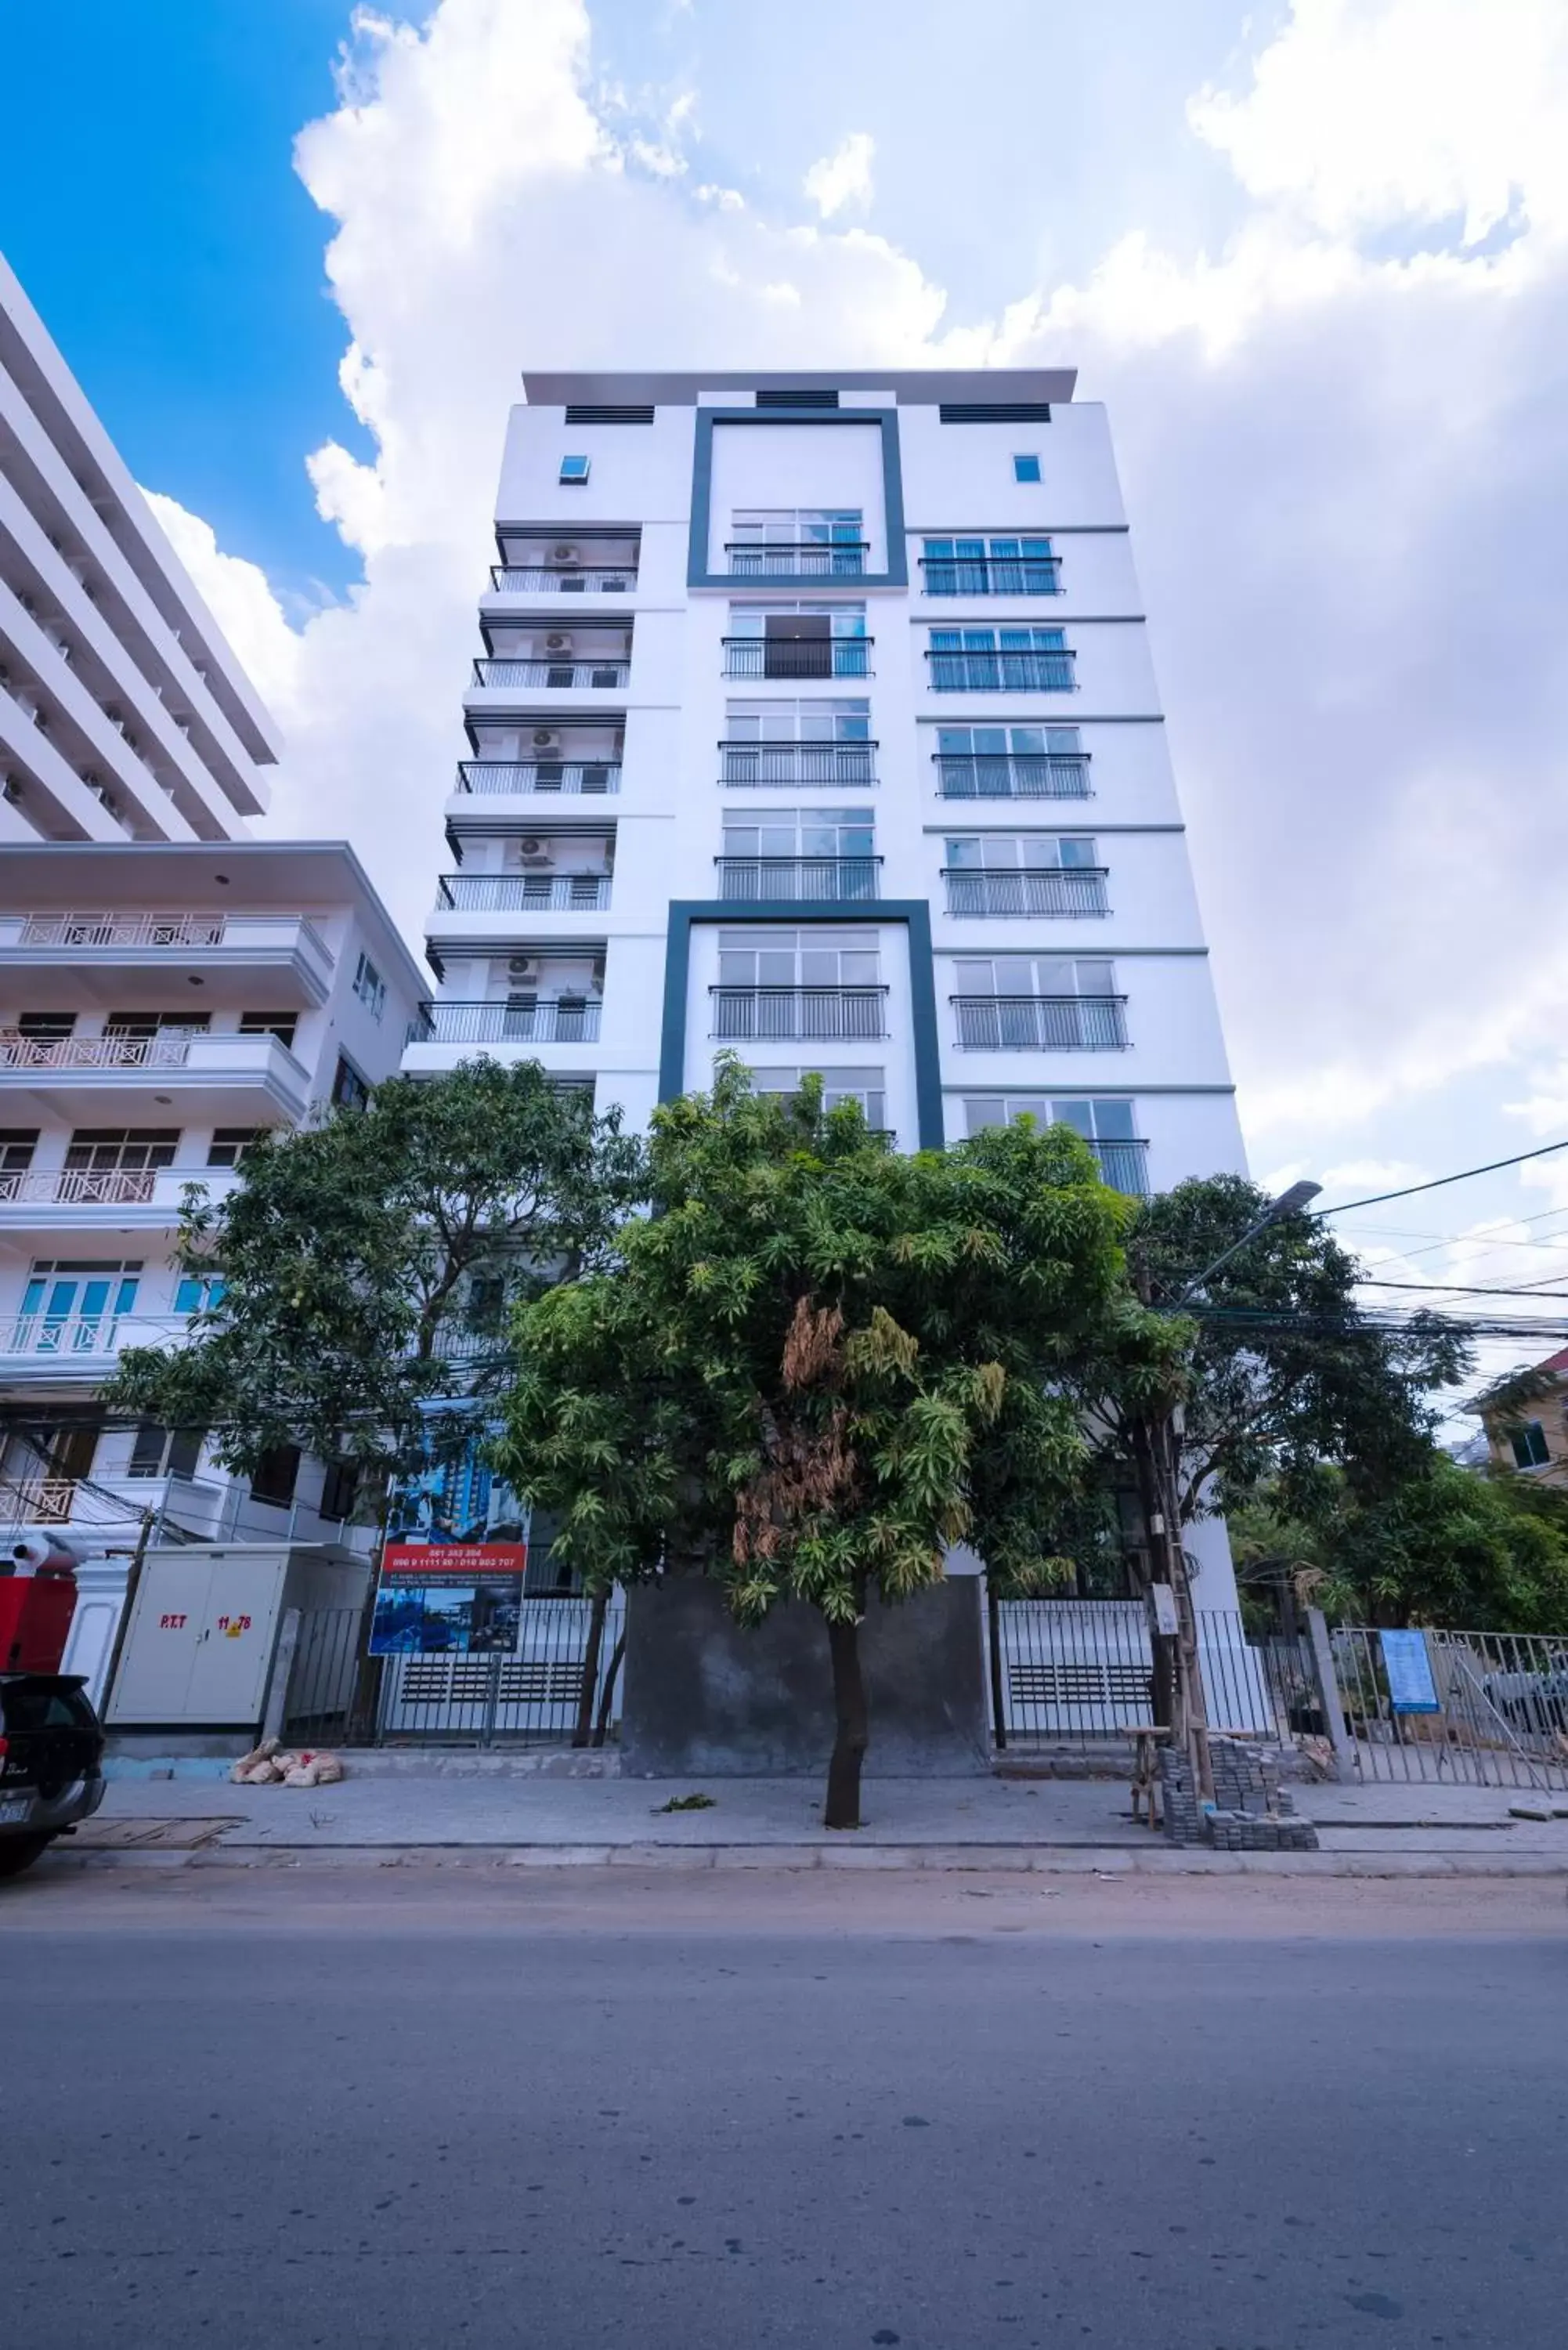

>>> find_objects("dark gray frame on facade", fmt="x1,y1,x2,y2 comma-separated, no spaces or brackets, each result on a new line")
686,408,909,591
658,899,943,1148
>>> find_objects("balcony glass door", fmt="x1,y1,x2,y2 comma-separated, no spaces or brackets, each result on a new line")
17,1264,141,1352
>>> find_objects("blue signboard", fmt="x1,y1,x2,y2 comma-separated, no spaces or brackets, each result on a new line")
1379,1628,1440,1714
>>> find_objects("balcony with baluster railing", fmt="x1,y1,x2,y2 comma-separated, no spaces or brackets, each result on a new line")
453,759,621,797
718,741,878,789
471,656,630,691
488,565,638,595
0,1310,195,1380
406,1000,603,1048
919,552,1061,596
435,873,613,913
721,638,872,680
951,995,1129,1051
710,986,887,1042
724,541,868,579
0,909,335,1002
942,867,1109,919
927,646,1076,692
0,1163,243,1222
0,1028,312,1117
932,750,1090,801
714,856,880,904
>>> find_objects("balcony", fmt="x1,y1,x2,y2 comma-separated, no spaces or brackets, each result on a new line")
0,1029,312,1119
455,760,620,797
934,751,1090,800
407,1000,603,1047
490,566,637,594
920,553,1060,595
721,638,872,680
1089,1138,1150,1196
471,657,629,690
927,647,1076,692
0,1311,192,1383
724,541,868,580
715,857,880,903
718,741,877,789
943,868,1109,919
711,986,887,1042
0,909,336,1003
0,1164,239,1216
435,873,613,913
952,995,1129,1051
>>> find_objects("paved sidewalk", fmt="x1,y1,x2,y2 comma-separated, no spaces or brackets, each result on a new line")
52,1760,1568,1876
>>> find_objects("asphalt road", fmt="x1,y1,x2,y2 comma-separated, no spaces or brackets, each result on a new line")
3,1868,1564,2349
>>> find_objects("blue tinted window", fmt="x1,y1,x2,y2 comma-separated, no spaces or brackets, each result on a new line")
1013,453,1042,483
559,454,591,483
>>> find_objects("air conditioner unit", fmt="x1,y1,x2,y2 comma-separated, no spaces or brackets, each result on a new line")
532,729,558,747
591,956,607,984
519,837,544,855
508,956,539,978
545,633,573,651
552,544,578,562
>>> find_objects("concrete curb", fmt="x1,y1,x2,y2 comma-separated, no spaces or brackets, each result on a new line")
38,1839,1568,1880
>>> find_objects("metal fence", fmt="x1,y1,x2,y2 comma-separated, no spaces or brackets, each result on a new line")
1328,1626,1568,1790
993,1602,1301,1755
284,1595,627,1748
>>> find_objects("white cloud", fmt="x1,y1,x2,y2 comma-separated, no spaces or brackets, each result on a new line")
803,131,875,219
151,0,1568,1182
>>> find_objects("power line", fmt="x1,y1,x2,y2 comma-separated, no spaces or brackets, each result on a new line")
1357,1278,1568,1301
1317,1137,1568,1216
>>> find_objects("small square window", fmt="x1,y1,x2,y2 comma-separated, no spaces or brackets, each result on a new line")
559,454,591,484
1013,453,1042,483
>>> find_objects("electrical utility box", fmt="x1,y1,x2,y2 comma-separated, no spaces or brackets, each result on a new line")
106,1544,370,1730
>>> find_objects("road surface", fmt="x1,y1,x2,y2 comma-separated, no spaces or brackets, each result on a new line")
3,1867,1563,2348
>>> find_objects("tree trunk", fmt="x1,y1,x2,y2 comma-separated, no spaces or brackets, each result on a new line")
823,1613,869,1830
573,1584,610,1748
986,1578,1007,1751
592,1627,627,1747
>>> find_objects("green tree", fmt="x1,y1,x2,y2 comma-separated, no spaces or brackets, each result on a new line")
493,1061,1155,1828
104,1060,645,1501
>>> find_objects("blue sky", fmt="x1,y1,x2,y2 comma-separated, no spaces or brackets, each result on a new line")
5,0,1568,1403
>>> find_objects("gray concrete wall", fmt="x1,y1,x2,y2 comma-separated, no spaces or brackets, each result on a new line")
619,1576,992,1777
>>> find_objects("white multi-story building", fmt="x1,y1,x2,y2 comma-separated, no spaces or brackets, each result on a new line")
407,369,1244,1200
0,256,425,1574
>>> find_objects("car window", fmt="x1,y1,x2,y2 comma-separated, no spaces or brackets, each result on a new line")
0,1682,97,1733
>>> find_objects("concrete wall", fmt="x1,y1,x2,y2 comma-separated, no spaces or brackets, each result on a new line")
619,1574,992,1779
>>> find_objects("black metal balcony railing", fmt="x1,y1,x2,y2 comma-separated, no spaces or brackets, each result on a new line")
718,741,877,788
715,856,880,903
724,540,868,579
1089,1138,1150,1196
934,751,1089,800
407,1000,603,1047
489,566,636,593
927,648,1076,692
942,867,1109,919
720,638,872,680
455,760,621,796
920,554,1060,595
436,874,612,913
471,658,630,689
711,985,888,1042
951,995,1129,1050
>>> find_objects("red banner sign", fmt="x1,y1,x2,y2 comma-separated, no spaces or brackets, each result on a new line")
381,1542,527,1580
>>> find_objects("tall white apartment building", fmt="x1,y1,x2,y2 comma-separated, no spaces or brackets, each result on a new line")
0,256,424,1578
406,369,1245,1198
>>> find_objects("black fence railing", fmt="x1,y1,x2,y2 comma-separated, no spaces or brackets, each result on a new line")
715,856,880,902
920,553,1060,595
995,1602,1289,1750
436,874,612,912
724,540,868,578
952,994,1129,1050
471,658,629,689
943,867,1108,918
455,760,621,796
927,647,1075,692
719,742,877,787
489,566,637,593
711,985,887,1041
721,638,872,679
408,1000,604,1046
934,751,1089,799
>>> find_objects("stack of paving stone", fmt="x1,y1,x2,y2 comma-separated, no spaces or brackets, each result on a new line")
1159,1737,1320,1851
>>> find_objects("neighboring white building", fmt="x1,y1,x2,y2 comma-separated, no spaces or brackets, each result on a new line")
403,368,1248,1613
0,259,425,1586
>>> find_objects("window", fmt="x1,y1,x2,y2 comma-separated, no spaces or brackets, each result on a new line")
927,627,1072,690
240,1010,298,1048
103,1010,208,1036
951,958,1124,1051
64,1130,180,1174
0,1130,38,1173
249,1443,301,1509
922,537,1057,595
208,1128,262,1168
748,1066,887,1128
933,724,1086,798
721,700,874,786
1510,1421,1551,1470
728,510,865,577
722,808,875,859
128,1423,204,1480
173,1273,227,1316
963,1097,1146,1191
318,1459,361,1523
352,952,386,1021
17,1261,142,1347
1013,453,1042,483
16,1013,74,1041
945,835,1097,870
724,698,871,743
331,1054,370,1112
558,454,591,483
718,929,881,989
724,602,869,680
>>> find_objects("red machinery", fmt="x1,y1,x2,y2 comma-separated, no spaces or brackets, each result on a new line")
0,1534,81,1674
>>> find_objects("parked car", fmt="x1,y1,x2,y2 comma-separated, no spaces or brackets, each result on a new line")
0,1673,106,1879
1480,1654,1568,1737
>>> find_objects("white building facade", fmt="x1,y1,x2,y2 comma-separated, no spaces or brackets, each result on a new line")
403,368,1248,1612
